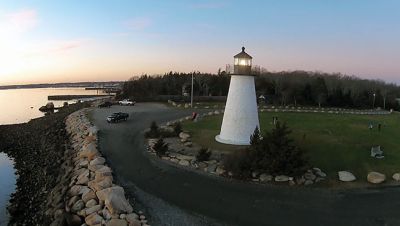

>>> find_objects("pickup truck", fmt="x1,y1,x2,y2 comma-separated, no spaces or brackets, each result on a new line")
118,99,136,106
107,112,129,123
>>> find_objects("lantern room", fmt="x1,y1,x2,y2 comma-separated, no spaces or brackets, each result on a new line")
233,47,253,75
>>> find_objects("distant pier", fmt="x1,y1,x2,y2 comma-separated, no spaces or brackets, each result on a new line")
85,87,120,93
48,94,112,101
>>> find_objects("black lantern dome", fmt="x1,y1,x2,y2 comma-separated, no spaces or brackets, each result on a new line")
233,47,252,75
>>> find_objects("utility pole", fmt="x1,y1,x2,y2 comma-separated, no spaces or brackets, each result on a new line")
191,72,194,108
373,93,376,109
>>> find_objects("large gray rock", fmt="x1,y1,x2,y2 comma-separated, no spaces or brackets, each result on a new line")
179,132,190,140
95,166,113,179
85,205,101,216
338,171,356,182
88,176,113,192
90,157,106,166
88,126,98,136
259,174,273,182
215,166,226,175
275,175,290,182
85,199,98,208
125,213,139,223
96,186,133,214
85,213,103,225
82,189,96,203
71,200,85,213
207,164,217,173
176,154,195,161
69,185,83,196
106,219,128,226
304,172,316,181
76,170,90,185
367,172,386,184
178,160,190,166
393,173,400,181
79,143,99,161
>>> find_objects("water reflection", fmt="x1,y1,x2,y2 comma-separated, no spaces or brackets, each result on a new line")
0,153,16,226
0,88,101,125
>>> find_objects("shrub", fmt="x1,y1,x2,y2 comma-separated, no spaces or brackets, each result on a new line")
257,122,308,176
173,123,182,136
153,138,168,157
223,149,253,179
145,121,160,138
196,148,212,162
250,126,261,146
223,122,308,179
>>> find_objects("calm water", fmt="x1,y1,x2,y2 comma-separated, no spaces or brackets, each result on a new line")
0,87,102,225
0,88,101,125
0,153,15,226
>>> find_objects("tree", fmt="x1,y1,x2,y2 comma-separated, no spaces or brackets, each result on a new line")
153,138,168,157
173,123,182,136
196,148,212,162
224,122,308,179
260,122,308,175
250,127,261,146
312,77,328,108
145,121,160,138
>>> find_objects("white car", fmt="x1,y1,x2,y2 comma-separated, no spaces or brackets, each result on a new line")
118,99,136,106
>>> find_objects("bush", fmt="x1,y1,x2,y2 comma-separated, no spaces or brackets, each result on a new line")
145,121,160,138
250,126,261,146
256,122,308,176
223,122,308,179
196,148,212,162
223,149,253,179
153,138,168,157
174,123,182,136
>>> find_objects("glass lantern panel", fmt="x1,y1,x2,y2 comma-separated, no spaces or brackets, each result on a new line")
239,59,247,66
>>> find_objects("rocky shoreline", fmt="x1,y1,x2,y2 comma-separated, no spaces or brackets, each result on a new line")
0,103,88,225
0,102,147,225
58,108,147,226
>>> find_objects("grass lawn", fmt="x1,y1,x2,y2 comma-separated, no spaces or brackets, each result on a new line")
183,112,400,181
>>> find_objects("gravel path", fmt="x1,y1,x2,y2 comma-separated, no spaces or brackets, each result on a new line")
91,103,400,226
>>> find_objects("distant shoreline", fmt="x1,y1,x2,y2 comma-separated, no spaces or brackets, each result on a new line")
0,81,123,90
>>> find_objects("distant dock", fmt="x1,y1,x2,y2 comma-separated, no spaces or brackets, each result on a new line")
48,95,112,101
85,87,120,93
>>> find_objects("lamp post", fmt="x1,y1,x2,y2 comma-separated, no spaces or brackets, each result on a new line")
191,72,194,108
373,93,376,109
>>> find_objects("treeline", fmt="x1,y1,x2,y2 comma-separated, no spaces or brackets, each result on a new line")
120,70,400,110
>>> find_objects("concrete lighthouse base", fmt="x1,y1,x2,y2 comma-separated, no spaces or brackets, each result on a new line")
216,75,259,145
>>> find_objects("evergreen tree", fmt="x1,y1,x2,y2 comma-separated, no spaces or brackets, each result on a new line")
153,138,168,157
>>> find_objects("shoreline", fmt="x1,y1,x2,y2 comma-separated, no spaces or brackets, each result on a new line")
0,103,89,225
0,101,147,225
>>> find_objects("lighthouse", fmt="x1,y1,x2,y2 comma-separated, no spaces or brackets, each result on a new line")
215,47,260,145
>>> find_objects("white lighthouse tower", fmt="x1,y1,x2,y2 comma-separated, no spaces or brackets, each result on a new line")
216,47,260,145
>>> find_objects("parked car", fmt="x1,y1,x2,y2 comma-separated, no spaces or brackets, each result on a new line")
118,99,136,106
107,112,129,123
98,101,112,108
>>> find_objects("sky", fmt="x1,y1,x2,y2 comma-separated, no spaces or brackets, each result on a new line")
0,0,399,85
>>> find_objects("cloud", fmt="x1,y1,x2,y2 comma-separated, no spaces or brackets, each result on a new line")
51,39,87,53
5,9,38,33
190,2,227,9
22,39,90,58
124,17,152,30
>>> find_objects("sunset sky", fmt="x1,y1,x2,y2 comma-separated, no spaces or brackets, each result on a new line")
0,0,399,85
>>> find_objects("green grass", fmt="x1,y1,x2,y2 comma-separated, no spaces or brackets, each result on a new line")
183,112,400,180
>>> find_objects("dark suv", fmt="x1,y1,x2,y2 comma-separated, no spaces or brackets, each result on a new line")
106,112,129,123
